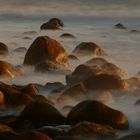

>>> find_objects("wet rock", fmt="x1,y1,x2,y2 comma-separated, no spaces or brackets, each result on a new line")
114,23,127,29
54,136,81,140
38,126,65,139
85,57,107,66
101,62,126,77
40,18,64,30
57,84,86,105
45,82,65,91
60,33,75,39
66,64,102,85
72,42,105,56
135,99,140,106
21,101,66,127
83,74,127,90
0,60,22,78
0,91,4,105
0,42,8,55
68,121,116,138
67,100,128,129
23,36,68,69
130,29,140,33
23,36,32,40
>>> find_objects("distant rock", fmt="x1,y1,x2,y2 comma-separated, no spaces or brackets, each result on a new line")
40,18,64,30
114,23,127,29
13,47,27,52
23,36,68,69
72,42,106,56
67,100,128,129
60,33,76,39
0,42,8,55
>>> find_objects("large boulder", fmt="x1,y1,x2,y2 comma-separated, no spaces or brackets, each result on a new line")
21,101,66,127
0,61,22,78
0,42,8,55
72,42,105,56
66,64,102,85
40,18,64,30
83,73,127,90
67,100,128,129
23,36,68,69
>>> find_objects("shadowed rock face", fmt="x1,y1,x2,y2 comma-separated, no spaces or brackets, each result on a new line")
0,42,8,55
21,101,66,127
60,33,76,39
40,18,64,30
72,42,105,56
0,60,22,78
67,100,128,129
23,36,68,69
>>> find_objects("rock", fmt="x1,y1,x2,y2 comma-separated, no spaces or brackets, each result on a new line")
85,57,108,66
0,42,8,55
114,23,127,29
0,91,4,105
23,36,68,69
45,82,65,91
68,121,116,138
21,101,66,127
60,33,75,39
0,131,51,140
20,84,39,96
130,29,140,33
135,100,140,106
23,36,32,40
40,18,64,30
0,124,13,133
67,100,128,129
23,31,37,35
101,62,126,77
72,42,105,56
0,61,22,78
83,74,127,90
66,64,102,85
54,136,81,140
6,92,33,108
38,126,65,139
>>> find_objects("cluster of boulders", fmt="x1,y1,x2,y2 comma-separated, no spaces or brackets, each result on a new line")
0,18,140,140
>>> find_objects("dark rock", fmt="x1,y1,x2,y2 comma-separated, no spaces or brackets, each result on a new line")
40,18,64,30
60,33,75,39
23,36,68,69
114,23,127,29
72,42,105,56
68,121,116,138
130,29,140,33
83,74,127,90
0,124,13,133
54,136,81,140
67,100,128,129
21,101,66,127
45,82,65,91
0,42,8,55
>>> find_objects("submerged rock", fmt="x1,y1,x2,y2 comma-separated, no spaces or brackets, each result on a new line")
40,18,64,30
114,23,127,29
67,100,128,129
0,42,8,55
60,33,75,39
23,36,68,69
72,42,105,56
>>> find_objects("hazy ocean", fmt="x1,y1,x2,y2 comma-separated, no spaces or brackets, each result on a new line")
0,0,140,139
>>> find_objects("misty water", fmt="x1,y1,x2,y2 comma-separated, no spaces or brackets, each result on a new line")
0,0,140,139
